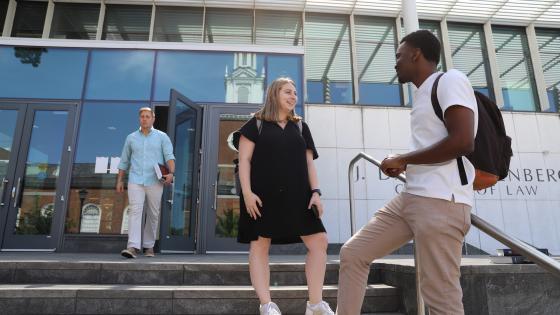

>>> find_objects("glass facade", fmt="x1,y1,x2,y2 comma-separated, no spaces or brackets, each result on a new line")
355,16,400,106
85,50,155,101
154,51,267,104
0,3,556,111
305,13,353,104
255,10,302,46
102,4,152,41
12,1,47,38
493,26,539,111
448,23,493,98
66,102,145,234
15,110,68,235
153,6,203,42
0,46,303,235
50,3,99,40
204,8,253,44
0,47,88,99
536,28,560,113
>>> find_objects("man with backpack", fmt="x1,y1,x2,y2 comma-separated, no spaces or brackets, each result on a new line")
336,30,487,315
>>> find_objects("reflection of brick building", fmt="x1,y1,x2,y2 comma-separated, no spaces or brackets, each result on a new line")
214,115,249,238
15,160,128,235
65,163,129,235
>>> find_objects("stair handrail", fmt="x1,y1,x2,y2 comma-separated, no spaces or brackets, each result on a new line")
348,152,560,276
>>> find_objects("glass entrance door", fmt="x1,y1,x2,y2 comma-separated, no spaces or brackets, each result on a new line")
202,105,260,252
159,90,203,252
0,105,26,248
1,103,76,250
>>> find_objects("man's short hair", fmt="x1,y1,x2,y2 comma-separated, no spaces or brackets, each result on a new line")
400,30,441,64
139,107,154,117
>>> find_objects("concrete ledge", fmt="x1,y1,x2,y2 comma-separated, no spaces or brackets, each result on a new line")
378,261,560,315
0,284,400,314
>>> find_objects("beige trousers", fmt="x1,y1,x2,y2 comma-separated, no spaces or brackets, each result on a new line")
127,182,164,249
336,192,471,315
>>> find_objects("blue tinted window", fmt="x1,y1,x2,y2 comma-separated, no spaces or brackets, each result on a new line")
74,102,145,163
0,47,87,99
536,28,560,113
154,51,264,103
493,26,539,111
359,83,401,106
267,55,304,115
547,90,558,113
307,80,353,104
448,23,493,101
305,14,353,104
86,50,154,100
355,17,401,106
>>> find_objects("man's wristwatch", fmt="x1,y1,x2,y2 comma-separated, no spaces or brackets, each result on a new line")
311,188,322,196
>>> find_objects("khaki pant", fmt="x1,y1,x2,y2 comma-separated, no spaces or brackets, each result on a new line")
127,182,164,249
336,192,471,315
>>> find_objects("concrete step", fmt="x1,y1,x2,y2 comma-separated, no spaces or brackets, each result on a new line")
0,284,401,315
0,261,379,286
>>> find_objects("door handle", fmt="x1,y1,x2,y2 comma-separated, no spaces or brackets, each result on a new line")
0,177,7,206
13,177,21,208
212,181,218,211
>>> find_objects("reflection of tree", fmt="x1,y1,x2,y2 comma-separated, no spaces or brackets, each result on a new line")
14,47,48,68
15,196,53,235
215,208,238,238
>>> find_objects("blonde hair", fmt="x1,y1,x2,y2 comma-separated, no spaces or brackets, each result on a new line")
254,77,302,122
139,107,154,117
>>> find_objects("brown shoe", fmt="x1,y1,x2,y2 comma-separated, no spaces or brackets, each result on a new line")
121,247,137,259
144,248,155,257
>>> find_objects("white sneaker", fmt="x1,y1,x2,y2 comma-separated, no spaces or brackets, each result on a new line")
305,300,335,315
259,301,282,315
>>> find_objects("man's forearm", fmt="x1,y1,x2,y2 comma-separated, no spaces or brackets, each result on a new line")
400,136,473,166
117,170,126,183
166,160,175,174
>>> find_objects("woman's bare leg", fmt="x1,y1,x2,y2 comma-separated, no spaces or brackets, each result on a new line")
301,232,329,304
249,236,272,304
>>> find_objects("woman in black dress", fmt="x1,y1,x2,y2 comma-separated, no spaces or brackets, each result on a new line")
236,77,334,315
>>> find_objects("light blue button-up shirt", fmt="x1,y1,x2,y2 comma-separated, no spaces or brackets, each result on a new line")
118,127,175,186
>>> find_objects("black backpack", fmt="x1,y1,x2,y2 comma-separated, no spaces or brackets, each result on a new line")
231,119,303,196
432,73,513,190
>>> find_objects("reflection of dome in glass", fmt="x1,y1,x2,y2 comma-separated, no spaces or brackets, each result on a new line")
225,52,265,104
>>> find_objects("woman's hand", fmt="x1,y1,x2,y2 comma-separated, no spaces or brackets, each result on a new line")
243,192,263,220
308,192,324,218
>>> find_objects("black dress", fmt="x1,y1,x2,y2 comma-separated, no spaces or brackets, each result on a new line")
236,117,326,244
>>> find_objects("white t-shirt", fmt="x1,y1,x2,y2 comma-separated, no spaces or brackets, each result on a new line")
404,70,478,207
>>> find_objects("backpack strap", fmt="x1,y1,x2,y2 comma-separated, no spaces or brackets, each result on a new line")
431,73,469,186
296,120,303,135
256,118,263,135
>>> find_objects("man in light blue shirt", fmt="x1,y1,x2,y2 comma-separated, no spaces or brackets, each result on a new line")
116,107,175,258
